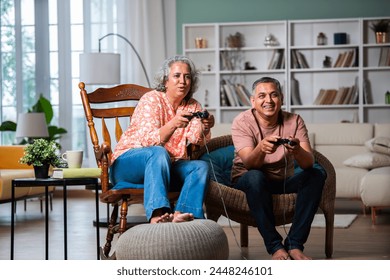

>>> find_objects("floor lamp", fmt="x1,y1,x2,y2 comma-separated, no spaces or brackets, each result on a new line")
79,33,151,87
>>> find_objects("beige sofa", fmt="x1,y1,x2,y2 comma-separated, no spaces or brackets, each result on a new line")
211,122,390,224
0,146,52,205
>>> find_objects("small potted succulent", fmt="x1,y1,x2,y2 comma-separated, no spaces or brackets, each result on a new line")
19,138,61,178
370,19,390,43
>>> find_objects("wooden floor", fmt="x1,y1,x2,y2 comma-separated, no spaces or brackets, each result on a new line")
0,187,389,260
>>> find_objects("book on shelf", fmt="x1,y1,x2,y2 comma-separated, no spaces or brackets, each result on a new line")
343,50,354,67
235,84,251,106
332,87,348,105
268,49,285,69
220,51,233,70
313,83,358,105
334,51,348,67
293,50,309,69
52,167,101,179
291,50,299,69
221,79,239,106
378,47,390,67
333,53,343,68
322,89,338,105
290,78,302,105
220,80,229,106
342,86,355,105
313,89,326,105
333,49,358,68
363,79,372,104
350,77,359,105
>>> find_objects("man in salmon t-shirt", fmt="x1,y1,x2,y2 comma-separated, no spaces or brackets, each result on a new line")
231,77,325,260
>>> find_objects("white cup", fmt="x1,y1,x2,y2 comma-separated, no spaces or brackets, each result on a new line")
62,150,83,168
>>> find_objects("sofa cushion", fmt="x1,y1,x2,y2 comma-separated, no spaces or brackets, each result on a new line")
335,167,368,198
306,123,373,146
343,152,390,169
365,137,390,155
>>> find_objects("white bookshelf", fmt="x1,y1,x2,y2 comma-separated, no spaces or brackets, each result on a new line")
183,17,390,124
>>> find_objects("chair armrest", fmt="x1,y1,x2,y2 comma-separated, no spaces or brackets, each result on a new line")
92,141,112,193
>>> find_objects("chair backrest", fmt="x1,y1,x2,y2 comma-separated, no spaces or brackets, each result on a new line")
79,82,152,192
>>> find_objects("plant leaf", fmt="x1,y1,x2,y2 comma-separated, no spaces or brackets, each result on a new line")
0,120,17,131
32,94,54,124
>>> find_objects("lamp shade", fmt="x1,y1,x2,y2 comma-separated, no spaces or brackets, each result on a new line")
79,53,120,85
15,113,49,138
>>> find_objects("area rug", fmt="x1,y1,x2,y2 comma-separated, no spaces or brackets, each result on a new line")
307,214,357,228
217,214,358,229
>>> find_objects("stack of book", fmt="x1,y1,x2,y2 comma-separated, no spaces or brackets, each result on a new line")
333,48,358,68
291,50,310,69
313,86,358,105
220,79,252,107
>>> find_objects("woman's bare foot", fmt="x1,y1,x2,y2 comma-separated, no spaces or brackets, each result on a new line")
172,212,194,223
271,248,290,260
288,249,312,260
150,213,173,224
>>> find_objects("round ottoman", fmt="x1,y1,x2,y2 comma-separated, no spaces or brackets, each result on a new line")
115,219,229,259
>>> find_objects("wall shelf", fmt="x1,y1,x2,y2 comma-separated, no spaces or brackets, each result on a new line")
183,17,390,124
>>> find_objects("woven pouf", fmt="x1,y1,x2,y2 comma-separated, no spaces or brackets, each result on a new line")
115,219,229,260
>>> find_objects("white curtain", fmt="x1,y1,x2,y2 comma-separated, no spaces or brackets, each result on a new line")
117,0,168,87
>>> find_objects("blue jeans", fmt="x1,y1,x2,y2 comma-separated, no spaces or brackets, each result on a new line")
109,146,209,221
233,166,325,255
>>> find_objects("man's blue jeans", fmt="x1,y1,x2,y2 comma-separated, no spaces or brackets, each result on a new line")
233,166,325,255
109,146,209,221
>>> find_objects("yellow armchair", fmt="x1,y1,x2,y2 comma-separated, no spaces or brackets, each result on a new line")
0,145,53,205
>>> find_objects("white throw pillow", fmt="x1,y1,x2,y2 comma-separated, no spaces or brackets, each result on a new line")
343,152,390,169
365,137,390,155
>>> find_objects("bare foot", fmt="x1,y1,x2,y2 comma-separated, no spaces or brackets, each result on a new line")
288,249,312,260
271,248,290,260
172,212,194,223
150,213,173,224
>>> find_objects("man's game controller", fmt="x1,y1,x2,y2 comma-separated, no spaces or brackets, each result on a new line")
184,110,209,121
274,138,297,146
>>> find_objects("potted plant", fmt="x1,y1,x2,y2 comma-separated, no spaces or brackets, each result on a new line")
19,138,61,178
370,19,390,43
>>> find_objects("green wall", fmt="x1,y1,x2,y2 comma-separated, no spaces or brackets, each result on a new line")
176,0,389,53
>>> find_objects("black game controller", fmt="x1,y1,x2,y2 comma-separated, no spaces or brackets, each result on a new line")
184,110,209,121
274,138,297,146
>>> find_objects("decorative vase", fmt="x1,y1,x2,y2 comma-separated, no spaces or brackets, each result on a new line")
375,32,388,43
34,164,50,179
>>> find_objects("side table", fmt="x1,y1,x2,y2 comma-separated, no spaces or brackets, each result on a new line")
11,177,100,260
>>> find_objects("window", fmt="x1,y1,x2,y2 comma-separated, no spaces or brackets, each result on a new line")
1,0,121,162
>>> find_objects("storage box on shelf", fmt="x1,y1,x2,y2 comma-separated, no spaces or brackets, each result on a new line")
183,17,390,125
